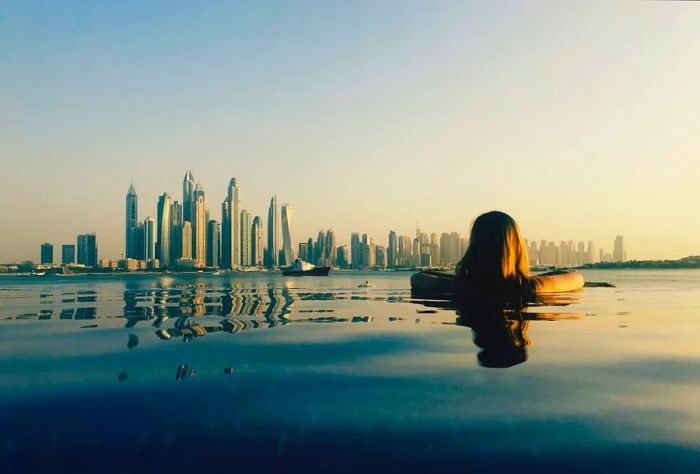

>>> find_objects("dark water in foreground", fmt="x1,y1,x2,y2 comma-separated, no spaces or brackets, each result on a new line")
1,270,699,473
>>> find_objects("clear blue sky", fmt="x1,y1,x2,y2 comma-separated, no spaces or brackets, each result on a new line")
2,1,699,261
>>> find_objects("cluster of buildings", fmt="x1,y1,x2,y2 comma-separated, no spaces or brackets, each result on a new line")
524,235,626,267
32,171,628,272
38,234,98,268
124,172,293,270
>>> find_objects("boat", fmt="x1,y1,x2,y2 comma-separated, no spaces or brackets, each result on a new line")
282,260,330,276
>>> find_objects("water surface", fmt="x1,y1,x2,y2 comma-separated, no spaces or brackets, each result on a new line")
1,270,699,472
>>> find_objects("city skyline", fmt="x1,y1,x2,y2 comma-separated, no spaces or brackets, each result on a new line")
3,2,700,261
26,173,631,269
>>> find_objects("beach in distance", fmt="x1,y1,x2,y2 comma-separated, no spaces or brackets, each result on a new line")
1,269,699,472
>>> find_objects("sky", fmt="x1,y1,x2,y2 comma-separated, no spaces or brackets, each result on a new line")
1,0,699,262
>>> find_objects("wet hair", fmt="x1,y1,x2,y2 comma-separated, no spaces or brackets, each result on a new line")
456,211,537,299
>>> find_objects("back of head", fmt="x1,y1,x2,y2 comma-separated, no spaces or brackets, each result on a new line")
456,211,532,297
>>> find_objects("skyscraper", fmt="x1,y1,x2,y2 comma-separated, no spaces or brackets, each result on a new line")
266,196,279,268
613,235,625,263
325,229,336,267
206,220,221,268
133,222,145,261
240,210,252,267
181,221,192,259
170,201,183,262
61,244,75,265
156,193,171,266
77,233,98,267
194,183,206,267
227,178,240,268
281,204,293,266
182,170,195,223
221,200,231,268
387,230,398,268
252,216,264,267
40,243,53,264
125,183,138,259
144,217,155,262
351,233,361,269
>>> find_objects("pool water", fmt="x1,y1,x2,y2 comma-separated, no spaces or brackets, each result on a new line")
1,270,699,472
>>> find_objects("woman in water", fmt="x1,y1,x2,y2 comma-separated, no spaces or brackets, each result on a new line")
410,211,584,298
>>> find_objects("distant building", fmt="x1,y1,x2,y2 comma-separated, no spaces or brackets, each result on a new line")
375,245,387,268
281,204,293,266
170,201,183,262
144,217,156,262
62,244,75,265
337,245,349,268
613,235,625,263
156,193,171,266
266,196,279,268
240,210,252,266
77,233,98,267
40,243,53,264
387,231,398,268
193,183,206,267
207,220,221,268
125,183,138,259
252,216,264,266
133,222,146,261
182,170,195,225
325,229,336,267
351,233,361,269
181,221,192,260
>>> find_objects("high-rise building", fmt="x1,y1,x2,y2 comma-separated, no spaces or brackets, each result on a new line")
170,201,183,262
144,217,155,261
181,221,193,259
125,183,138,259
252,216,264,267
77,233,98,267
387,231,398,268
206,220,221,268
375,245,387,268
194,183,206,267
156,193,171,266
266,196,279,268
613,235,625,263
306,237,313,263
221,200,231,268
337,245,349,268
61,244,75,265
325,229,336,267
240,210,252,267
40,243,53,264
182,170,195,224
587,241,597,264
281,204,293,266
226,178,240,268
351,233,361,269
133,222,145,261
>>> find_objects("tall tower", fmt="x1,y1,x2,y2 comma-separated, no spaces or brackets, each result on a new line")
240,210,252,266
207,220,221,268
169,201,183,262
144,217,155,262
156,193,171,266
266,196,279,268
221,200,231,268
182,171,195,223
325,229,336,267
281,204,293,266
613,235,625,263
387,230,398,268
194,183,206,267
125,183,138,259
227,178,240,267
252,216,264,267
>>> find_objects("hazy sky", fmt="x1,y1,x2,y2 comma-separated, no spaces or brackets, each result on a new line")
2,1,699,262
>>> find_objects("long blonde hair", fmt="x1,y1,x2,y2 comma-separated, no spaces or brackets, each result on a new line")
456,211,531,285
